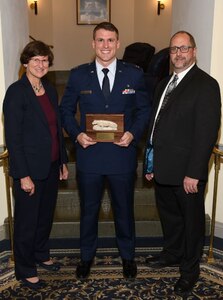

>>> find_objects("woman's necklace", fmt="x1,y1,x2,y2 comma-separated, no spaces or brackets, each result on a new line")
32,82,43,93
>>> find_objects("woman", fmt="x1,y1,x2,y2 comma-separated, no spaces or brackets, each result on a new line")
3,41,68,289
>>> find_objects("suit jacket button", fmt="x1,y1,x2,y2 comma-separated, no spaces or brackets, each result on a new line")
105,104,109,108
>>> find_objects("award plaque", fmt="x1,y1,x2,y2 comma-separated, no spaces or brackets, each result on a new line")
86,114,124,142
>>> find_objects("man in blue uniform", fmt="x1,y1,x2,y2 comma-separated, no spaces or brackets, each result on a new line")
60,22,150,280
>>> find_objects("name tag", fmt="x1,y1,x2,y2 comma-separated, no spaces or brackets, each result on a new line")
80,90,92,94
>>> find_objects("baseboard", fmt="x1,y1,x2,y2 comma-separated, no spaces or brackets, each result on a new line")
1,236,222,254
1,220,222,252
215,221,223,238
0,145,5,152
47,237,165,250
0,224,7,241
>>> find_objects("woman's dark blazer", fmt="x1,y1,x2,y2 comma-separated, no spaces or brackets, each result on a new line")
3,73,68,180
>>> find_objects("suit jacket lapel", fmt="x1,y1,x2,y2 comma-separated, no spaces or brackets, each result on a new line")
112,60,123,93
21,74,50,129
89,60,122,103
156,65,198,115
110,60,130,100
89,59,137,102
149,76,170,125
88,61,102,94
165,65,198,109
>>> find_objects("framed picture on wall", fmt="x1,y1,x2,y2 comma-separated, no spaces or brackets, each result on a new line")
76,0,111,25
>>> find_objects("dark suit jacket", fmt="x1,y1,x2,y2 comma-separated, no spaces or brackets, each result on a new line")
60,60,151,174
145,64,221,185
3,73,68,179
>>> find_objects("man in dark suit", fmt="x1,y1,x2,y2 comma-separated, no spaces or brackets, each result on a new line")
144,31,221,297
60,22,150,280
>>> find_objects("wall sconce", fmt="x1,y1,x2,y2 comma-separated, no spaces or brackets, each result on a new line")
30,1,38,15
157,1,165,15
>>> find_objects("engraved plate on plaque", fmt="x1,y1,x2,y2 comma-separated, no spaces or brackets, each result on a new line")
96,132,115,141
86,114,124,142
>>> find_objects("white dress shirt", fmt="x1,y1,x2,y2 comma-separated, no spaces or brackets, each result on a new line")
95,59,117,92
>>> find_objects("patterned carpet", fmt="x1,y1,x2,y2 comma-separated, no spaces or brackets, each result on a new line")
0,247,223,299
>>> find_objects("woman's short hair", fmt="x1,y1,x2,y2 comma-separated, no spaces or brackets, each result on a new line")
20,40,54,66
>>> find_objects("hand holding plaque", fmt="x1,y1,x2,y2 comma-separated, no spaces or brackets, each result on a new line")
86,114,124,142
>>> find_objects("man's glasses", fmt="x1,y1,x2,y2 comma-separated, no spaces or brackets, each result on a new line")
169,46,194,54
30,58,49,66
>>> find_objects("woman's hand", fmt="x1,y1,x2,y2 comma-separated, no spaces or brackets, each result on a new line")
20,176,35,196
60,164,69,180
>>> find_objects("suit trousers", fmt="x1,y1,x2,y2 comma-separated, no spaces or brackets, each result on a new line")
77,171,136,261
13,161,60,280
154,181,206,278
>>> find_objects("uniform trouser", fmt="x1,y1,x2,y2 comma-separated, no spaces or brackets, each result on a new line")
154,181,206,279
13,161,59,280
77,171,136,261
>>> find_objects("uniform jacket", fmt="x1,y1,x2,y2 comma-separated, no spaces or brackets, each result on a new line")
145,64,221,185
60,60,151,174
3,73,68,179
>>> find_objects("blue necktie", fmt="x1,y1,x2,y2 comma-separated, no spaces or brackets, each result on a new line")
102,68,110,99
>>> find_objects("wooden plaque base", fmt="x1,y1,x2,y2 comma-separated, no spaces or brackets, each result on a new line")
86,114,124,142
